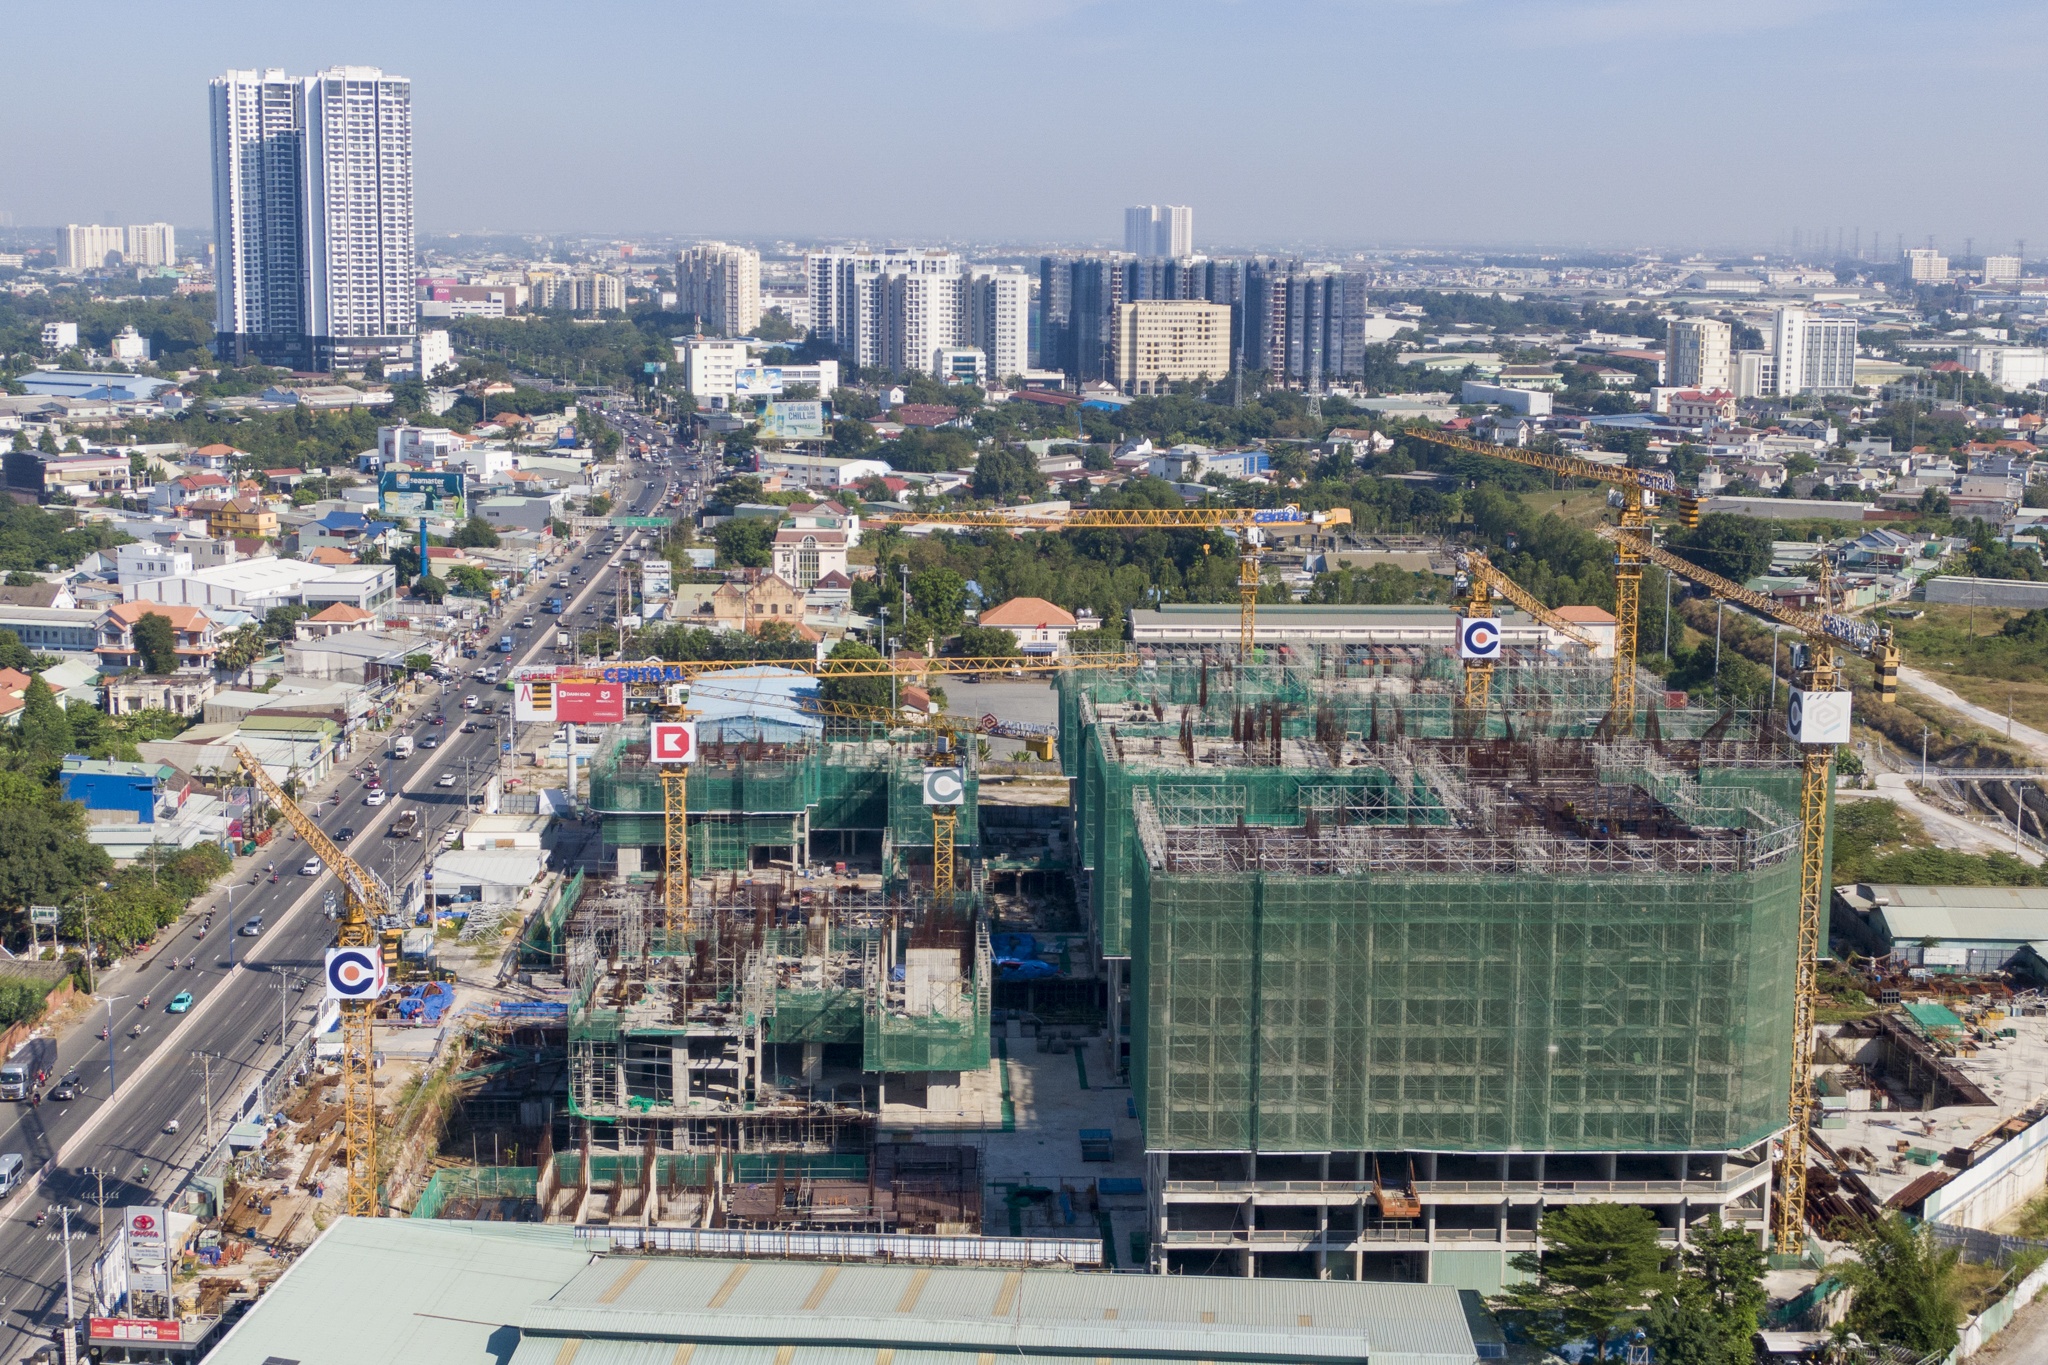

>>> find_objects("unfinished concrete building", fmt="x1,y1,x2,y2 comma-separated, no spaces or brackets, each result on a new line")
1060,659,1805,1290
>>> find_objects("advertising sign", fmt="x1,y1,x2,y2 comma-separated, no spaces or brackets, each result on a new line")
325,946,386,1001
1787,689,1852,746
556,680,626,724
378,468,466,524
921,767,965,807
124,1204,172,1296
90,1319,182,1343
641,561,673,601
515,677,557,724
762,400,825,441
650,721,698,764
734,366,783,396
1458,617,1502,661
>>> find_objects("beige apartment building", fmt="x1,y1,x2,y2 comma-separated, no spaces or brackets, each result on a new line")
1112,299,1232,395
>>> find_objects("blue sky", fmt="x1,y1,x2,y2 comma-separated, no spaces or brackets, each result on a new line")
0,0,2040,253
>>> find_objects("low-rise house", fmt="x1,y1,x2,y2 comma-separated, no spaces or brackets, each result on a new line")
711,574,807,633
978,596,1081,656
96,601,218,673
105,671,216,718
0,581,77,611
207,496,278,541
771,526,850,589
295,603,378,639
0,667,29,724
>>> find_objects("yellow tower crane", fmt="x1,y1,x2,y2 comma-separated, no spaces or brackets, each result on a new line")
233,746,384,1217
876,505,1353,659
1594,526,1898,1252
1408,430,1696,723
1452,550,1603,708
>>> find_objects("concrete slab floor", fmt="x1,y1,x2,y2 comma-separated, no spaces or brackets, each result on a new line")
1822,1013,2048,1205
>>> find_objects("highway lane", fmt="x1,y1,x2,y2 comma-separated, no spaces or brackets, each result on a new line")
0,464,668,1358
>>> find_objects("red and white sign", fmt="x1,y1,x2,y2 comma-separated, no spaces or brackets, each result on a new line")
91,1318,181,1342
650,721,697,764
556,680,626,724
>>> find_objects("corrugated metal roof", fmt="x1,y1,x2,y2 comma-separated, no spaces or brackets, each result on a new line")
1861,884,2048,913
689,667,822,742
520,1257,1475,1365
434,848,547,887
202,1218,597,1365
1875,901,2048,945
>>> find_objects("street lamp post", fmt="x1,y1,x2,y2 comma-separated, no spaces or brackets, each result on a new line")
101,996,126,1093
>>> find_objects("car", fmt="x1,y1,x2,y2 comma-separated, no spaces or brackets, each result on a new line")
336,826,355,842
481,702,498,714
430,714,446,726
167,991,193,1013
440,827,462,849
365,790,388,807
421,736,440,750
463,694,479,709
459,720,477,734
51,1074,82,1101
239,917,264,937
436,772,458,788
300,858,322,876
521,616,536,628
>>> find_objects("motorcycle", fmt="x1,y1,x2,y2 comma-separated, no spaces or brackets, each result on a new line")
164,1119,179,1135
98,1027,109,1040
31,1208,46,1228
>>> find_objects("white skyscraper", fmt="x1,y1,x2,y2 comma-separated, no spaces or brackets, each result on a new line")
124,223,177,267
59,225,128,270
1666,318,1732,392
676,242,762,335
1123,204,1194,258
211,66,416,371
1768,307,1857,396
969,270,1030,383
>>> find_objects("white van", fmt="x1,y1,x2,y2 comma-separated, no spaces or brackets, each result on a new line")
0,1152,24,1197
392,735,415,760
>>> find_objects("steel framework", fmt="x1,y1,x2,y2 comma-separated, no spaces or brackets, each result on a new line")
235,746,381,1217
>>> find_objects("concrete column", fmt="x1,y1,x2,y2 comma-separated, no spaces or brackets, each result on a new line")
1678,1198,1690,1246
1497,1153,1510,1181
1601,1152,1617,1181
1533,1153,1545,1182
801,1042,823,1081
1423,1153,1439,1182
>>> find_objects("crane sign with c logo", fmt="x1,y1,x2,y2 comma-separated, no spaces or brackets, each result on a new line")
1459,617,1502,660
325,946,386,1001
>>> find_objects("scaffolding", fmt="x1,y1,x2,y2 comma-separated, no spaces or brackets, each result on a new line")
1055,659,1807,1158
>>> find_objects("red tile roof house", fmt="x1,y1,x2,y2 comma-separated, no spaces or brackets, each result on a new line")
889,404,965,430
978,597,1080,656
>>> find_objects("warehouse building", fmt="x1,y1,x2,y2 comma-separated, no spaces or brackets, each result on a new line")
201,1217,1488,1365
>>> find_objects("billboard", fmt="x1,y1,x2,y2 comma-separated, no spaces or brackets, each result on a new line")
515,677,556,723
91,1319,183,1343
762,400,826,441
378,468,466,525
641,561,673,601
734,366,783,396
125,1205,171,1297
556,679,626,724
650,721,697,764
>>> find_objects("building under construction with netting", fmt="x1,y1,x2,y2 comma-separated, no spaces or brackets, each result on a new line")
1059,657,1807,1290
588,726,980,881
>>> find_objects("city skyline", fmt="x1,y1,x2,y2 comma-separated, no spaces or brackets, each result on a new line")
0,0,2041,251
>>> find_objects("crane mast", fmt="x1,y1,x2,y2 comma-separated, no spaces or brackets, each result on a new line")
1453,550,1602,708
234,746,384,1218
1409,430,1681,726
1596,527,1898,1252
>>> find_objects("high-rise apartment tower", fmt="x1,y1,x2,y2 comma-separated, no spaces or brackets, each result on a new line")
211,66,416,372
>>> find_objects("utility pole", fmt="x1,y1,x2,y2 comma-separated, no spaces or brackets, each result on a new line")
1921,724,1930,779
102,996,125,1093
1713,601,1724,678
1662,570,1672,661
59,1205,75,1330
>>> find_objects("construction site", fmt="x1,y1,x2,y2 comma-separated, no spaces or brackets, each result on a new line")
1045,653,1813,1288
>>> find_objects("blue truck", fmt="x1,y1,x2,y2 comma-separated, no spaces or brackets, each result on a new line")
545,596,563,614
498,634,514,653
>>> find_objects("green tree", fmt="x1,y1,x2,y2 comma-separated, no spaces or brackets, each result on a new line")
449,515,501,549
36,428,59,455
971,446,1047,502
956,625,1021,658
131,611,179,674
449,564,496,597
1668,513,1776,583
402,652,434,675
215,623,266,675
0,628,37,672
713,518,773,568
412,574,449,603
586,495,613,517
1836,1214,1963,1356
818,640,892,710
17,675,72,753
261,605,310,639
0,798,110,914
1494,1205,1674,1359
909,566,968,635
1644,1216,1767,1365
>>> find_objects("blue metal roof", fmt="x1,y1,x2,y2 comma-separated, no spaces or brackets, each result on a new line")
688,666,823,743
17,370,173,401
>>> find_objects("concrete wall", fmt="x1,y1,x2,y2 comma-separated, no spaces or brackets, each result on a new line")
1924,576,2048,609
1925,1111,2048,1229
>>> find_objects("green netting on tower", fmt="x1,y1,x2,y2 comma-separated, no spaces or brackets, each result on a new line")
687,753,819,814
862,927,993,1073
689,814,805,871
886,753,981,849
1128,759,1804,1155
816,743,892,829
765,990,865,1044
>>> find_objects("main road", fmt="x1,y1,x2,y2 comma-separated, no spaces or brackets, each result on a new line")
0,452,678,1360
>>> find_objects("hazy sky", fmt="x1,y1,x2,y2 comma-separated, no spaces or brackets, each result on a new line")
2,0,2041,254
